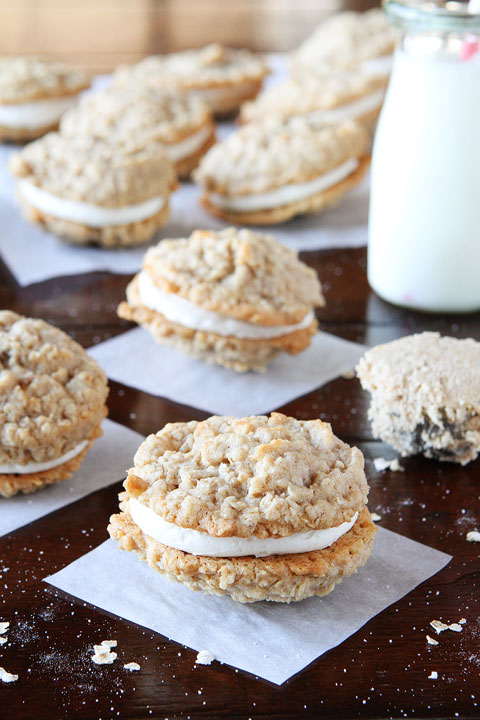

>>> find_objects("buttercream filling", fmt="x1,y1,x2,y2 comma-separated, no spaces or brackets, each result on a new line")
306,89,385,124
0,95,79,129
0,439,88,475
19,180,166,227
208,157,359,212
361,54,394,77
129,497,359,558
164,124,212,162
137,270,315,339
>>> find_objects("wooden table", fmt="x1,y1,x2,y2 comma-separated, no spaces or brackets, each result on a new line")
1,248,479,720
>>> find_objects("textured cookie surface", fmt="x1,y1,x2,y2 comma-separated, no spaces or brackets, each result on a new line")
0,310,108,466
109,501,376,603
123,413,368,538
194,117,368,195
356,332,480,464
240,70,387,123
0,57,89,103
113,43,267,90
137,227,324,324
9,132,177,207
291,9,399,73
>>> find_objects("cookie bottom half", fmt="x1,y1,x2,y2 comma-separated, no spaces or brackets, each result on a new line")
18,196,171,248
175,127,216,179
200,154,370,225
0,422,104,499
0,120,59,143
108,501,377,603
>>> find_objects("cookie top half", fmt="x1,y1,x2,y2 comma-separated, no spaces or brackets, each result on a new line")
125,413,368,538
114,44,268,90
194,116,368,195
60,86,211,144
0,311,108,465
0,57,90,104
9,132,177,207
140,227,324,325
356,332,480,417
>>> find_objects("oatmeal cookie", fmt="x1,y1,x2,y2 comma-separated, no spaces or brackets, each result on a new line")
356,332,480,465
117,227,324,372
108,413,375,602
0,311,108,497
9,132,178,247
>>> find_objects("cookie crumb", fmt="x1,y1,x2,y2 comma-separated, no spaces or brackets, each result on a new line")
0,622,10,634
196,650,215,666
0,667,18,683
91,639,118,665
459,618,467,624
342,369,355,379
448,623,463,633
124,662,141,671
426,635,439,646
428,671,438,680
430,620,449,634
0,637,7,646
373,457,404,472
466,530,480,542
370,512,382,522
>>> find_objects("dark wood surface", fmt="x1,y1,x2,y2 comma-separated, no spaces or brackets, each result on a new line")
0,248,479,720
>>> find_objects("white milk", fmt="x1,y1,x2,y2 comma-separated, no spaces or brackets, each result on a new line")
368,44,480,312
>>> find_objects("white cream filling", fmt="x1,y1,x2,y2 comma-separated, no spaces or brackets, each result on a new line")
0,439,88,475
164,125,212,162
129,497,358,558
137,270,314,339
209,158,358,212
19,180,165,227
0,95,79,129
306,89,385,124
361,55,394,77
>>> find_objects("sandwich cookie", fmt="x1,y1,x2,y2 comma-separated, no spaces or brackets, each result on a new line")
9,132,178,247
291,9,399,78
60,86,215,179
356,332,480,465
113,43,268,116
108,413,376,603
117,227,324,372
194,117,369,225
0,57,89,143
0,311,108,498
239,70,388,133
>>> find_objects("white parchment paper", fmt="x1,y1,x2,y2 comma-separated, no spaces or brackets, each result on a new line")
0,419,143,538
88,328,366,415
45,529,451,685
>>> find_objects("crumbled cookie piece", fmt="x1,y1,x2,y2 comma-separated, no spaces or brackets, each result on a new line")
426,635,439,646
0,667,18,683
196,650,215,666
91,640,118,665
430,620,449,634
428,671,438,680
0,637,7,646
123,662,141,671
466,530,480,542
0,622,10,634
373,457,404,472
370,512,382,522
448,623,463,633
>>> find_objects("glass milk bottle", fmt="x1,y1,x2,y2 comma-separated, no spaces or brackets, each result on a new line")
368,0,480,312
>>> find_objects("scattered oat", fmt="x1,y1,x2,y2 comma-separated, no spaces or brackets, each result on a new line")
428,671,438,680
124,662,141,671
426,635,439,646
430,620,449,634
373,457,404,472
466,530,480,542
196,649,215,666
0,622,10,635
448,623,463,633
0,667,18,683
370,512,382,522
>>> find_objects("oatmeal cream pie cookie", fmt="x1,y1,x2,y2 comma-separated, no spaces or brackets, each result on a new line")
60,86,215,179
117,227,324,372
9,132,178,247
239,69,388,133
0,311,108,498
108,413,376,603
291,9,399,78
113,43,268,116
356,332,480,465
0,57,89,143
194,117,369,225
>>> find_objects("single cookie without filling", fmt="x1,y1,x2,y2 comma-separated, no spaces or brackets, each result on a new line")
356,332,480,465
194,116,369,225
9,132,178,247
108,413,376,603
0,57,90,143
117,226,325,372
0,311,108,498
